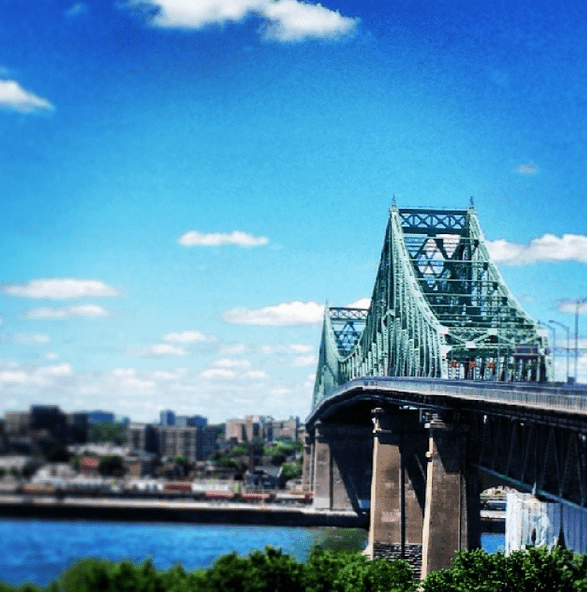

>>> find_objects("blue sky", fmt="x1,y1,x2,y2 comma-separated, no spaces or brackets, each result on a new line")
1,0,587,423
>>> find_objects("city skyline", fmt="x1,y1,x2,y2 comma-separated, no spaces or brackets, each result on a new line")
2,0,587,422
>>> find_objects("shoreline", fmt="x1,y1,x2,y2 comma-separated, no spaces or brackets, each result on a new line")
0,495,505,532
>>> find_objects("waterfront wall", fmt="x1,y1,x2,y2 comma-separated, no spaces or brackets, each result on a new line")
0,495,368,528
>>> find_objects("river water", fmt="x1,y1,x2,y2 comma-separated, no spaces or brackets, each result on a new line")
0,519,504,587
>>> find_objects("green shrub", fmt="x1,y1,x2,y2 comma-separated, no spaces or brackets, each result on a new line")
421,546,587,592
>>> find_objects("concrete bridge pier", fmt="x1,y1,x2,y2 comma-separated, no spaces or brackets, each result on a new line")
308,420,372,512
421,414,481,578
367,408,427,573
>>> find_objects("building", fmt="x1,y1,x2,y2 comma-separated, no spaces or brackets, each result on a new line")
159,410,176,426
3,406,88,452
127,423,159,454
87,410,116,423
225,415,273,444
272,417,300,442
176,415,208,427
126,423,220,463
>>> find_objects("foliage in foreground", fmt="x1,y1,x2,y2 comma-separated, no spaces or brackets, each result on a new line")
5,545,587,592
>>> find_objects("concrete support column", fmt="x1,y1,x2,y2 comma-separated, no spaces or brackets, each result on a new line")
301,431,315,493
421,414,481,578
312,421,333,509
368,408,427,572
309,421,373,512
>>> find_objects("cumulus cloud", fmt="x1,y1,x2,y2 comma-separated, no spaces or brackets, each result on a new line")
211,358,252,369
3,278,120,299
516,163,538,174
163,330,215,343
178,230,269,247
0,79,53,113
27,305,112,319
261,0,356,41
123,0,358,42
0,363,73,385
223,300,325,325
291,354,318,367
487,234,587,265
219,342,313,355
200,367,236,379
113,367,155,389
130,343,188,356
346,297,371,309
556,301,587,315
12,334,51,344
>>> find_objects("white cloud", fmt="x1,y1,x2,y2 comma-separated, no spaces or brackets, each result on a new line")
291,354,318,367
261,0,357,41
152,368,189,380
12,334,51,344
212,358,252,369
0,363,73,385
516,163,538,174
0,361,314,424
130,343,188,356
487,234,587,266
27,304,112,319
123,0,358,42
3,278,120,299
219,342,313,355
200,367,236,379
0,79,53,113
556,301,587,315
243,370,269,379
223,300,324,325
258,343,313,354
113,367,155,389
178,230,269,247
163,330,215,343
346,297,371,309
37,363,73,377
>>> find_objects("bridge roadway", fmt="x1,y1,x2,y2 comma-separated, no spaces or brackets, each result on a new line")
307,377,587,423
303,378,587,578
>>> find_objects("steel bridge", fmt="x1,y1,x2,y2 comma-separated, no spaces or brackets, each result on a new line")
303,204,587,577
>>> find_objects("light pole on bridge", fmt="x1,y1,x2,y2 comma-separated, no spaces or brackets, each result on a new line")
542,321,557,380
549,319,570,383
574,298,587,384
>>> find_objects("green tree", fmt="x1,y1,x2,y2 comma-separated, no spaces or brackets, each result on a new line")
421,546,587,592
282,460,302,481
99,455,124,477
88,422,127,445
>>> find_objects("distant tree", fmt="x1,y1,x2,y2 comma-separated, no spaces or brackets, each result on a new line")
88,422,127,445
46,444,70,463
282,460,302,481
99,455,124,477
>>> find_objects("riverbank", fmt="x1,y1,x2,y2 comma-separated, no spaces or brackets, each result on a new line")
0,494,368,527
0,494,504,531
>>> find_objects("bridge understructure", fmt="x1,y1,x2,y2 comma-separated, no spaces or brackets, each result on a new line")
304,205,570,578
304,381,587,577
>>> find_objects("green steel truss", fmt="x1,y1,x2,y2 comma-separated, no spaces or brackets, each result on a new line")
312,205,553,407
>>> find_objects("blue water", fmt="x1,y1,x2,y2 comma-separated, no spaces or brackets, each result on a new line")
0,519,504,587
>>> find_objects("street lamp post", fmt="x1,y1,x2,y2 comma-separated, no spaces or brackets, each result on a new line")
549,319,570,383
574,298,587,384
542,322,557,381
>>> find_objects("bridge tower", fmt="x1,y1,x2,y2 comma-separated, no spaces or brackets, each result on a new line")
306,204,552,577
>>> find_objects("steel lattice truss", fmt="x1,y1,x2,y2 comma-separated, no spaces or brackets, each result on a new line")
313,205,553,407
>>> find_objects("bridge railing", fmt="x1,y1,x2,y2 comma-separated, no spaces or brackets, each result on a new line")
320,377,587,417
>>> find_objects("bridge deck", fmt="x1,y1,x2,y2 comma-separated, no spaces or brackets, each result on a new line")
309,378,587,423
